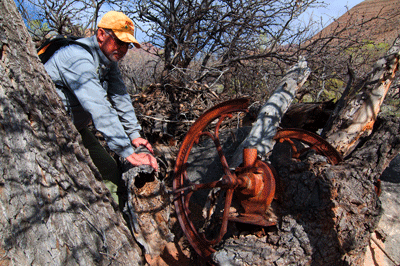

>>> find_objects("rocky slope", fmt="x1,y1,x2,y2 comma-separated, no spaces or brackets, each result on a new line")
318,0,400,44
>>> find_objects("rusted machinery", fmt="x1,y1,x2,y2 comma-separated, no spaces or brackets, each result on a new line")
173,98,342,260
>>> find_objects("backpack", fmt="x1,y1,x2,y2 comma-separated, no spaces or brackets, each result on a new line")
37,35,93,64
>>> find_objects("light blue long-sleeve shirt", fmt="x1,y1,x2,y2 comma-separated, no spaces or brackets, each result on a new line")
44,35,141,158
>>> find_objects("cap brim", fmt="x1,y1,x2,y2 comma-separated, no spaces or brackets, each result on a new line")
113,30,141,48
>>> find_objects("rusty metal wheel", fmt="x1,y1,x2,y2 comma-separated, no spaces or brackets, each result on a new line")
274,128,342,165
173,98,277,261
173,100,342,261
173,99,249,259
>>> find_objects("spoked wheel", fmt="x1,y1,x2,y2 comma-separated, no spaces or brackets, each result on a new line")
173,98,277,260
273,128,343,165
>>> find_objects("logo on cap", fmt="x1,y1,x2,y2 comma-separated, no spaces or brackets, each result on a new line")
125,21,133,30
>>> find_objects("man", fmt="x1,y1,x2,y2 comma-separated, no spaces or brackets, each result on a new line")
43,11,158,204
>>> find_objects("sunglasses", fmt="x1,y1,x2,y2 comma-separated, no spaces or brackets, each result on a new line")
104,29,134,49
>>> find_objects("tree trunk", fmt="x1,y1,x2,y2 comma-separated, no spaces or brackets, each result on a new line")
0,1,143,265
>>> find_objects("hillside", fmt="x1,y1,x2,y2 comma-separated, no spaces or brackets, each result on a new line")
316,0,400,45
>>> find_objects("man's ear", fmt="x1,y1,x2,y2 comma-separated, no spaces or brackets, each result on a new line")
97,28,106,45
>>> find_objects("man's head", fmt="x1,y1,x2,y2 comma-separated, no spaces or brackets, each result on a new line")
97,11,140,62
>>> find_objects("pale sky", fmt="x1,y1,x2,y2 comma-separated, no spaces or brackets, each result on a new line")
135,0,366,42
323,0,364,15
304,0,365,26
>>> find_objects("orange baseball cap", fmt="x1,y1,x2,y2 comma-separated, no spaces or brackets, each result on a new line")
98,11,141,48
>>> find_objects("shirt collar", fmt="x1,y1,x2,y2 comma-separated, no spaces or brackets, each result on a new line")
89,35,112,67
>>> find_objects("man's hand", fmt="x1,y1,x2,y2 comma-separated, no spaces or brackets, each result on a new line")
132,137,154,154
126,153,159,171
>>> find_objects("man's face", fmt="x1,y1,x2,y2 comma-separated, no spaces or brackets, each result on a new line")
97,28,130,62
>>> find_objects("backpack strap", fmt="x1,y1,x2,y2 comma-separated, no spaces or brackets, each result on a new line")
37,35,93,64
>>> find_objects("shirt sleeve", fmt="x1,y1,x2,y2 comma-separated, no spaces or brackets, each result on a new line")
55,46,135,158
106,64,142,142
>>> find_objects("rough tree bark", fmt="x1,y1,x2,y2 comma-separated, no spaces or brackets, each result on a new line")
0,1,143,265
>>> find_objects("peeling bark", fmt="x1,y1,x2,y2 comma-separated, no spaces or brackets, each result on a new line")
231,57,311,167
120,163,174,264
324,35,400,156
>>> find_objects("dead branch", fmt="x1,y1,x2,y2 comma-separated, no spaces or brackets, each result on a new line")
324,34,400,156
230,57,311,167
